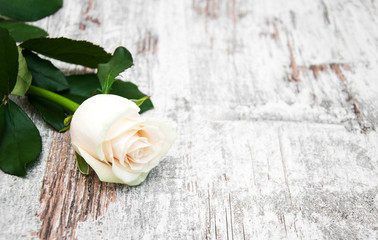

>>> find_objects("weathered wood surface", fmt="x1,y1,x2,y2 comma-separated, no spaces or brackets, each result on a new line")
1,0,378,239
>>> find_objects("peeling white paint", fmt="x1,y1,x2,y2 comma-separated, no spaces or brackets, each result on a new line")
1,0,378,239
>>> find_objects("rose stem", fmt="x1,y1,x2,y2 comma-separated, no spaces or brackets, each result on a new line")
27,85,80,113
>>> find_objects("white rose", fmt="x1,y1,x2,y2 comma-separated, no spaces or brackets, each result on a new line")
70,94,176,186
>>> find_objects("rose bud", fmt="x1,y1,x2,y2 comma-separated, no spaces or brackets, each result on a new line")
70,94,176,186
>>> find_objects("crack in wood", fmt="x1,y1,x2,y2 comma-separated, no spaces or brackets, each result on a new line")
242,223,246,240
207,185,212,239
272,23,279,40
225,207,229,240
193,0,239,22
227,0,237,24
288,42,300,82
290,10,296,28
137,31,159,55
321,0,331,25
329,64,375,133
278,128,293,204
84,16,101,25
193,0,219,19
309,64,329,78
82,0,93,16
228,193,234,240
294,63,350,80
37,132,116,240
260,19,281,40
214,210,218,239
247,143,257,187
80,0,101,29
330,63,346,82
290,60,374,132
282,214,288,236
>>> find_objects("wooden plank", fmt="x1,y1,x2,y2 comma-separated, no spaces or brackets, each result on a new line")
37,132,116,239
0,0,377,239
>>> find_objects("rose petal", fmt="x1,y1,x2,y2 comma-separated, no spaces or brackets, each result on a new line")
128,161,150,172
129,145,157,164
111,159,149,185
124,172,150,186
101,140,113,165
127,137,150,153
138,126,165,145
106,117,145,141
110,130,138,166
74,145,124,184
143,118,176,168
71,94,140,161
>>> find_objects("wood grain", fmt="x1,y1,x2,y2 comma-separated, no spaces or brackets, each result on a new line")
37,132,116,239
0,0,377,239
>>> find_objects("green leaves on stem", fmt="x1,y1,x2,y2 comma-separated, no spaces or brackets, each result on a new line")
23,50,69,92
111,80,154,113
27,85,80,131
0,27,18,99
21,37,112,68
63,74,154,113
0,0,62,22
0,21,48,42
28,95,67,131
61,74,101,104
11,47,32,96
0,28,42,177
0,6,153,177
75,152,89,175
98,47,133,93
0,100,42,176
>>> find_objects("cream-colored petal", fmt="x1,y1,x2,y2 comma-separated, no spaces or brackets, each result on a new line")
111,130,137,166
124,172,150,186
74,145,124,184
142,119,176,169
127,137,150,153
138,126,165,145
128,161,149,172
106,117,145,141
112,159,147,185
129,146,157,164
121,134,142,156
70,94,140,161
101,140,113,166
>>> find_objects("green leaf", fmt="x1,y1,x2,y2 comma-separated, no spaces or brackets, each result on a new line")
27,74,100,131
75,152,89,175
11,47,32,96
0,104,5,137
0,0,62,21
23,50,69,92
28,95,66,131
110,80,154,114
0,27,18,98
131,96,150,107
0,100,42,176
63,115,72,126
58,115,72,132
0,20,48,42
59,125,70,133
97,47,133,93
61,74,153,113
20,37,111,68
60,74,101,104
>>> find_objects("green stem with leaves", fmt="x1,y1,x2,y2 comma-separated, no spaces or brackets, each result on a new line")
27,85,80,112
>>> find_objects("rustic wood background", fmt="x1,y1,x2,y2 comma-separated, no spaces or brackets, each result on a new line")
1,0,378,239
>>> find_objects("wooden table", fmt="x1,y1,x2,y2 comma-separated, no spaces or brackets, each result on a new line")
1,0,378,239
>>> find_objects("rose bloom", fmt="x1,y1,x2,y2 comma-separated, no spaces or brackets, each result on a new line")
70,94,176,186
